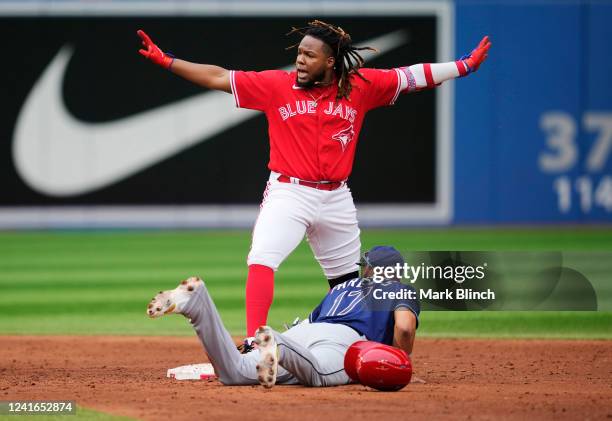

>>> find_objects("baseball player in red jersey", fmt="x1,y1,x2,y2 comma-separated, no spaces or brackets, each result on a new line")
137,20,491,339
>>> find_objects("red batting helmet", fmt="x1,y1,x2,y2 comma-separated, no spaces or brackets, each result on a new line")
344,340,412,391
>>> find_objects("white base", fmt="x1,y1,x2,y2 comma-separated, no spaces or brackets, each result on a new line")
167,363,216,380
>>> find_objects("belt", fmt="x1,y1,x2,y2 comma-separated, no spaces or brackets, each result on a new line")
277,174,344,191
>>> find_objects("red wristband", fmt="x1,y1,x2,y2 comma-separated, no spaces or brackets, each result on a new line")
161,55,174,70
455,60,468,77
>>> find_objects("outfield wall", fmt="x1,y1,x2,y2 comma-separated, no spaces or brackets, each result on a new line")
0,0,610,227
454,0,612,223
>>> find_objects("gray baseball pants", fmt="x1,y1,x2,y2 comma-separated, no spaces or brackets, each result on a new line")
182,282,365,386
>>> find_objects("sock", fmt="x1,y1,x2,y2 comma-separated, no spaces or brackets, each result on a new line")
245,264,274,337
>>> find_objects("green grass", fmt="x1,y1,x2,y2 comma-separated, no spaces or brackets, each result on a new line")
0,406,136,421
0,228,611,338
419,311,611,338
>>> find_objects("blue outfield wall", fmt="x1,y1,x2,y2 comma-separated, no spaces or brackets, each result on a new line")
454,0,612,223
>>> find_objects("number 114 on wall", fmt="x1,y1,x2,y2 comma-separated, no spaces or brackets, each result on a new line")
539,112,612,214
554,175,612,213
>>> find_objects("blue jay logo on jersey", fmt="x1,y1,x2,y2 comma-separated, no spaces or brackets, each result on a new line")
331,124,355,152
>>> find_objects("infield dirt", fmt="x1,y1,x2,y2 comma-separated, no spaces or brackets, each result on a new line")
1,336,610,420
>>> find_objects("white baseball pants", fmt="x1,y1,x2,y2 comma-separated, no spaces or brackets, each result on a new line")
247,172,361,279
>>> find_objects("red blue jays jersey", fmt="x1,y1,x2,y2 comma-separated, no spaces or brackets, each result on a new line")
308,277,420,345
230,68,403,182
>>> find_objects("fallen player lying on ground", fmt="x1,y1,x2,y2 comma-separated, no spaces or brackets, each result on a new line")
147,245,420,388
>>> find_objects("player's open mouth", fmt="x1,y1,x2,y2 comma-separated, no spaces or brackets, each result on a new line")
297,70,308,79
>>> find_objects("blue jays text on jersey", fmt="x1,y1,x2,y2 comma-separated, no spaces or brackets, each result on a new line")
308,277,420,345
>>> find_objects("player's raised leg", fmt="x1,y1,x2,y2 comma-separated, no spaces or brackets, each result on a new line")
245,180,316,336
147,277,295,386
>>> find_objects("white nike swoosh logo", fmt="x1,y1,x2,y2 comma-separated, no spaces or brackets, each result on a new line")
13,30,408,196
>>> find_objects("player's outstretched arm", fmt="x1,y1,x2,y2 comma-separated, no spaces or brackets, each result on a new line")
393,308,417,355
170,60,231,94
137,29,231,93
400,36,491,92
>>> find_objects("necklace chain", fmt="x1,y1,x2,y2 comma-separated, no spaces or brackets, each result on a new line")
306,91,326,104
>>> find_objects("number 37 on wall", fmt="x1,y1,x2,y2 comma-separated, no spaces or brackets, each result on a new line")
539,112,612,213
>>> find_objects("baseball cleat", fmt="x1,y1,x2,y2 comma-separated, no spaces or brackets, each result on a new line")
254,326,278,389
147,276,203,318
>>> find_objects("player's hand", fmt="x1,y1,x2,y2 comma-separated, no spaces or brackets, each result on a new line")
137,29,174,70
461,35,491,73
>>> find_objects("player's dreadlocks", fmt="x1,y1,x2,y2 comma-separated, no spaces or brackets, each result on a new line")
287,20,377,100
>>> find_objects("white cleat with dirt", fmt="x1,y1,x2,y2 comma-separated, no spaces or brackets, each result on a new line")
254,325,278,389
147,276,203,318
